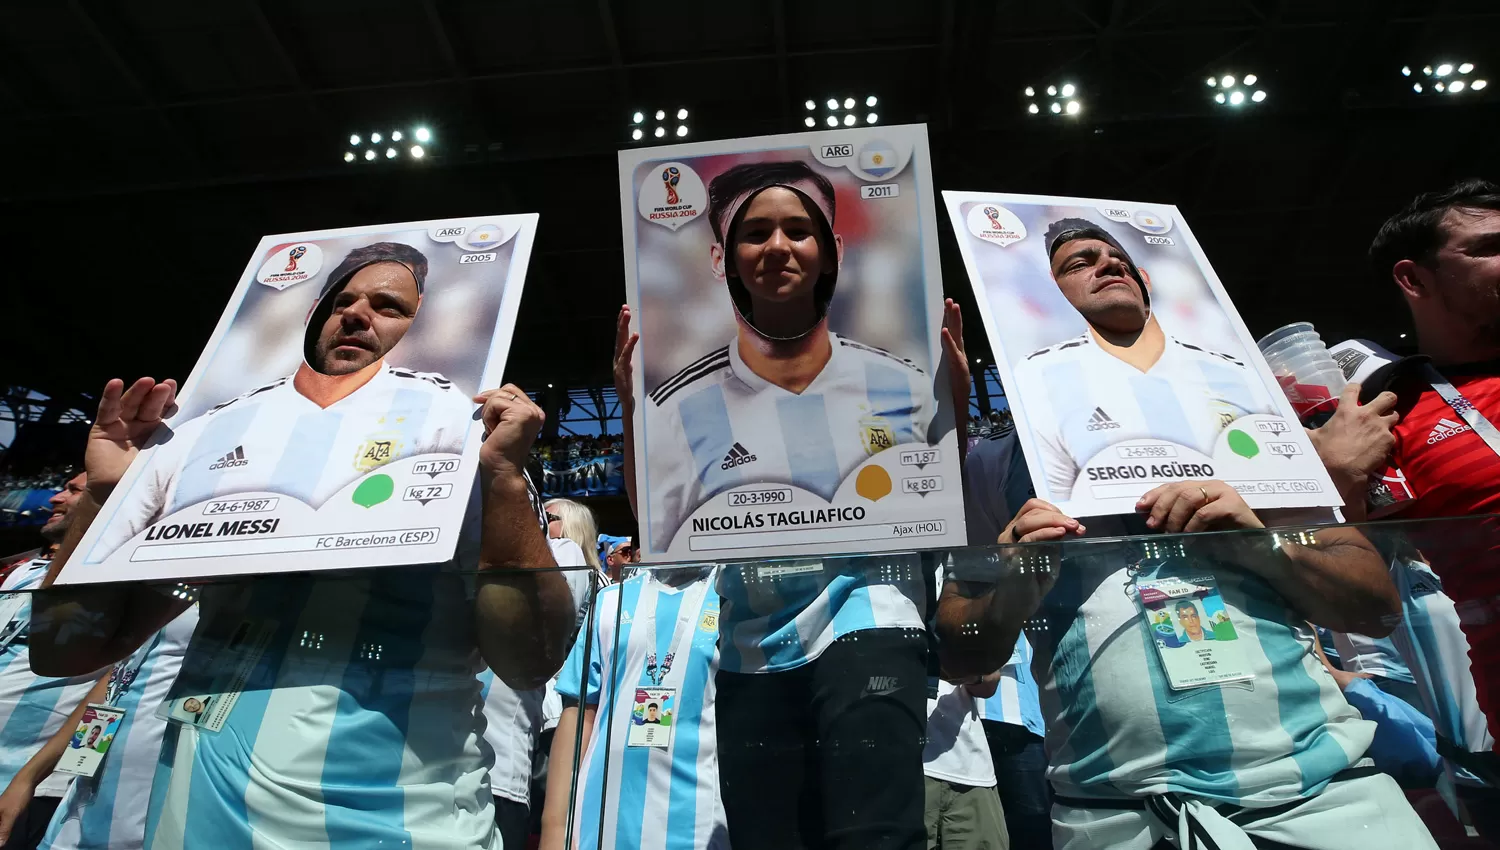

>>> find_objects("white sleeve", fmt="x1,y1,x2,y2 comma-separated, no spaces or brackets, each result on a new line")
424,387,478,456
548,538,593,616
645,400,700,554
1010,363,1076,501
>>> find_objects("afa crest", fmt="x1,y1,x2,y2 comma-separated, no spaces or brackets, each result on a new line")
859,414,895,456
699,610,719,633
355,433,403,473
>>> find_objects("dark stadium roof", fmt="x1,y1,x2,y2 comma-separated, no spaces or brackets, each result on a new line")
4,0,1497,413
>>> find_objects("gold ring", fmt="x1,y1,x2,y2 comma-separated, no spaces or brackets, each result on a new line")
1198,486,1210,502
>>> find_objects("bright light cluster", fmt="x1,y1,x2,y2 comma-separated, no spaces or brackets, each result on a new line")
630,108,689,142
1404,62,1487,95
1024,83,1081,117
1207,73,1266,106
805,95,879,128
345,127,430,163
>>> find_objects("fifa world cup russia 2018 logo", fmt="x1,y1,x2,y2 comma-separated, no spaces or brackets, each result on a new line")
983,207,1003,231
285,245,308,272
662,167,681,205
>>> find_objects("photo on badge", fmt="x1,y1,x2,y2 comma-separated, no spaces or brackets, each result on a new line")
942,191,1340,519
619,125,966,562
1138,576,1253,691
61,216,540,585
54,705,127,778
628,687,677,748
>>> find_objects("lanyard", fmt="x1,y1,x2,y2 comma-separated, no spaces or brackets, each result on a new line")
639,573,710,691
1424,365,1500,460
104,629,165,707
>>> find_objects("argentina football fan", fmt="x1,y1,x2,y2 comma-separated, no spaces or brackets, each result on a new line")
27,363,576,848
614,296,970,850
639,158,934,554
539,563,727,850
90,241,475,559
947,371,1438,847
1007,218,1277,501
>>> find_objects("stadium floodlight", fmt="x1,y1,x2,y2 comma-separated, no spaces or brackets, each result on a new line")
350,134,361,145
344,151,355,162
1206,77,1217,87
371,132,382,144
1027,82,1084,117
1406,61,1484,97
630,107,689,143
810,94,882,127
409,145,424,158
804,116,816,127
364,149,376,161
415,127,431,142
385,147,397,158
391,130,403,141
1209,72,1265,108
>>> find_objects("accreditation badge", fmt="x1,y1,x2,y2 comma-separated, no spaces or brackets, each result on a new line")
54,705,127,778
157,618,278,733
626,687,677,749
1137,576,1253,690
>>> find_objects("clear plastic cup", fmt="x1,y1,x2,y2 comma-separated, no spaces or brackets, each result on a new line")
1257,322,1317,354
1258,322,1345,423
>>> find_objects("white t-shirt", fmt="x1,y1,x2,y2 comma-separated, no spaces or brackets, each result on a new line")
923,679,997,788
643,333,930,552
477,537,592,804
1009,331,1275,500
92,362,473,559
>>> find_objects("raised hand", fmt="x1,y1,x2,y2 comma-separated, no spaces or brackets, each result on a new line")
613,304,639,417
86,378,178,501
473,383,546,478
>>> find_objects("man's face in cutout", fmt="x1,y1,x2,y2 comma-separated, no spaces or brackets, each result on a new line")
311,262,421,375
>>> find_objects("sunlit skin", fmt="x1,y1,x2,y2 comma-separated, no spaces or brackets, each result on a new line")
293,262,421,408
1049,237,1164,373
709,186,845,393
1394,207,1500,365
40,472,87,544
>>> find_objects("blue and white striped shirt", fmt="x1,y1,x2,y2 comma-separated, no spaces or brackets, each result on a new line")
42,606,199,850
715,555,926,673
556,568,728,850
0,560,102,799
976,633,1045,739
144,564,500,850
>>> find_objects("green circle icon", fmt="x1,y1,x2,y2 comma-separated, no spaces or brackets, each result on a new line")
352,474,395,508
1227,429,1259,459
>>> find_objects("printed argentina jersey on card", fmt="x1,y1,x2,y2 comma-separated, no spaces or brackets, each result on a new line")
1009,333,1275,500
42,606,199,850
556,569,728,850
644,333,929,552
0,560,104,797
94,363,474,558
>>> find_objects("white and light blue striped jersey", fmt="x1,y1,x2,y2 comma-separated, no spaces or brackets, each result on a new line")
477,537,591,805
93,362,473,558
41,605,200,850
1009,332,1275,500
1331,631,1415,684
144,564,500,850
556,568,728,850
976,633,1046,739
715,555,926,673
643,332,929,554
925,680,997,787
1385,556,1495,756
1036,551,1373,805
0,560,103,798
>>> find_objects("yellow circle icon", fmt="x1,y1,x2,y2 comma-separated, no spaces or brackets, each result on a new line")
855,466,892,502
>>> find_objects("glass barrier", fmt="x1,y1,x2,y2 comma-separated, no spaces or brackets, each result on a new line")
0,514,1496,849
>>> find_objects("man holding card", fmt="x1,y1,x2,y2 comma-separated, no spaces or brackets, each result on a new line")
1008,218,1276,501
28,367,574,850
947,421,1438,848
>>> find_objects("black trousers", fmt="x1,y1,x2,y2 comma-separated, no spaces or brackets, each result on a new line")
716,627,928,850
1,796,60,850
984,720,1053,849
492,795,528,850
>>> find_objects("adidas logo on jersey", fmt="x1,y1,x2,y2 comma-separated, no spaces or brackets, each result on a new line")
1426,417,1472,444
721,442,758,470
1085,407,1121,431
208,446,249,470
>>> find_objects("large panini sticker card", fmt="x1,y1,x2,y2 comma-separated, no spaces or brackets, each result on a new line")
620,125,965,561
942,192,1339,518
62,216,538,584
